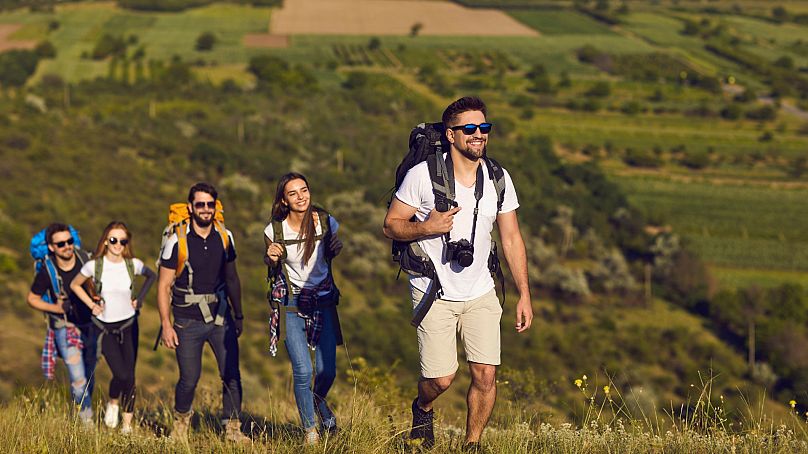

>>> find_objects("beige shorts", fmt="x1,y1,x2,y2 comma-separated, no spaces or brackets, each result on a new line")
411,286,502,379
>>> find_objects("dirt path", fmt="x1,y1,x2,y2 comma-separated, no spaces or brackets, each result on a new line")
269,0,539,36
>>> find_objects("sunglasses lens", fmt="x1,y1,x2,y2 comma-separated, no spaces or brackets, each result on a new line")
462,124,477,135
195,201,216,209
479,123,492,134
109,237,118,245
55,237,74,248
120,239,129,246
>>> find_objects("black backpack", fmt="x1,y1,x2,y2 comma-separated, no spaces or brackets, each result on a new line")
390,122,507,326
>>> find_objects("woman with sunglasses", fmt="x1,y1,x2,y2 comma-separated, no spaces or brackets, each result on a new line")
265,172,343,446
71,221,156,433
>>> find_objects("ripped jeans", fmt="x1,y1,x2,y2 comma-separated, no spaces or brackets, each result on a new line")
53,325,98,411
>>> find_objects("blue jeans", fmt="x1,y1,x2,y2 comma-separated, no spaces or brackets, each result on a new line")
173,316,242,419
53,324,98,411
285,299,337,430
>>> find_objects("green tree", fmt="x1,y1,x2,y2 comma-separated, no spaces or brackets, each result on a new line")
195,31,216,51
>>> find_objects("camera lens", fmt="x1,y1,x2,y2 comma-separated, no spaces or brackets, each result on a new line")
456,250,474,267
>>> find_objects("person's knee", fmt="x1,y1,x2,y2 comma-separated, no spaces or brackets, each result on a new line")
66,352,82,365
71,377,87,389
429,374,456,393
470,365,496,393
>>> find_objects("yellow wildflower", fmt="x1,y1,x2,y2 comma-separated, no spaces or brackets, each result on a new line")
790,400,797,409
574,379,583,388
603,385,610,395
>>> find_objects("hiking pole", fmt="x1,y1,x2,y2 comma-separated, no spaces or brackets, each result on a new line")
153,327,162,351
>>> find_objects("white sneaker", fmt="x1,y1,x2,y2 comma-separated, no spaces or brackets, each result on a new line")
104,403,120,429
121,424,132,435
79,408,94,428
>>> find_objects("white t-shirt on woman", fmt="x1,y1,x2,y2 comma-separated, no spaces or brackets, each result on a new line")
80,257,145,323
264,215,339,296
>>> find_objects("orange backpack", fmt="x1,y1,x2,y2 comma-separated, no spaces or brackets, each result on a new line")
158,200,230,276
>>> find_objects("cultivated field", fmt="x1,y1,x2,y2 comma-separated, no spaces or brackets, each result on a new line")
269,0,539,36
0,23,35,51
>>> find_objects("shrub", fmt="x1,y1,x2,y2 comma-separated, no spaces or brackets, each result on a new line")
679,150,710,169
585,81,611,98
34,40,56,58
746,105,777,121
91,34,127,59
720,104,743,120
623,148,661,168
0,50,39,87
195,31,216,51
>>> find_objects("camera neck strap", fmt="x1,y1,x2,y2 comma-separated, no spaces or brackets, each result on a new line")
443,153,485,245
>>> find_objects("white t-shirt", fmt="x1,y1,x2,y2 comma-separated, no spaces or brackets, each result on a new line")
80,257,145,323
264,214,339,296
395,160,519,301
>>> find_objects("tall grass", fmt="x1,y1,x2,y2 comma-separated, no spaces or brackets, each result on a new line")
3,378,807,453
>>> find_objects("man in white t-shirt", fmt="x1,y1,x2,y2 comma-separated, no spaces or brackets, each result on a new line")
384,96,533,450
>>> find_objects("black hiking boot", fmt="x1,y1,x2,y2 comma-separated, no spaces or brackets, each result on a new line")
410,398,435,449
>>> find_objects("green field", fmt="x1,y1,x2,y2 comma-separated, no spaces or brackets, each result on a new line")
0,3,271,82
616,175,808,287
508,9,617,35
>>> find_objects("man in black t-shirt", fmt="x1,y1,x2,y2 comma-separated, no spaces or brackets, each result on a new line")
26,223,99,425
157,182,248,444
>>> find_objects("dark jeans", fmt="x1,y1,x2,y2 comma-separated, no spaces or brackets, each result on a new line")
100,317,138,413
173,316,242,419
76,322,99,408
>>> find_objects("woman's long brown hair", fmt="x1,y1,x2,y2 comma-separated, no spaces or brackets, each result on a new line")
93,221,134,260
271,172,317,266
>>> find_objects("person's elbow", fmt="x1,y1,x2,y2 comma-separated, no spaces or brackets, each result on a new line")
26,292,38,309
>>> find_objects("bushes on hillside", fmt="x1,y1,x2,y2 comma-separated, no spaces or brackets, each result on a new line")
248,55,317,92
195,32,216,51
0,50,40,87
91,34,127,60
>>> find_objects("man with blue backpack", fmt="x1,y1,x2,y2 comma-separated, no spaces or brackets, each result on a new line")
26,223,99,426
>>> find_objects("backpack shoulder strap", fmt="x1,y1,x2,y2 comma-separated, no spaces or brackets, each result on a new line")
213,220,230,257
42,257,61,301
124,258,135,297
176,223,189,277
94,257,104,294
485,157,506,213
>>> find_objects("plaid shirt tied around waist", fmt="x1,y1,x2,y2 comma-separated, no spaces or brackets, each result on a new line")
268,270,335,356
41,325,84,380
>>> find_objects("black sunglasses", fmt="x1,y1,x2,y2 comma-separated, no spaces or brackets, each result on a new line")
108,237,129,246
450,123,493,135
193,201,216,209
53,237,75,248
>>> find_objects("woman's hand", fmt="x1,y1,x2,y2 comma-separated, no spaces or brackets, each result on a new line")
91,301,105,317
131,298,139,309
266,242,285,264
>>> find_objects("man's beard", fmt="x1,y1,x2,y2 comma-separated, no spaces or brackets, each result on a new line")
192,211,213,227
459,144,486,161
55,248,74,261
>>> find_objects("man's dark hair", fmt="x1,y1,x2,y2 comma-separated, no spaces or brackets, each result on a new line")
45,223,70,244
442,96,487,127
188,182,218,203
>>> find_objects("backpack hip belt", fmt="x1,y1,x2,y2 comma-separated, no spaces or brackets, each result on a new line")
172,260,228,326
92,315,136,359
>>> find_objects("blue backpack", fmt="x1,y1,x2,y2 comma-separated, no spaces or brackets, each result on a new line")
29,226,86,304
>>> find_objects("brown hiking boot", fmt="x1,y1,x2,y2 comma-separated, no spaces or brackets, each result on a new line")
171,410,192,441
224,418,251,444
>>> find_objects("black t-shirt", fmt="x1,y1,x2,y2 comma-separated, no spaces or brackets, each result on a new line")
30,257,93,326
160,227,237,320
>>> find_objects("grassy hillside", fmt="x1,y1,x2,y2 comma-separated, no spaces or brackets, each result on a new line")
1,0,808,444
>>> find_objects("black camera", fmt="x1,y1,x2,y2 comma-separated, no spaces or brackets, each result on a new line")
446,238,474,268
